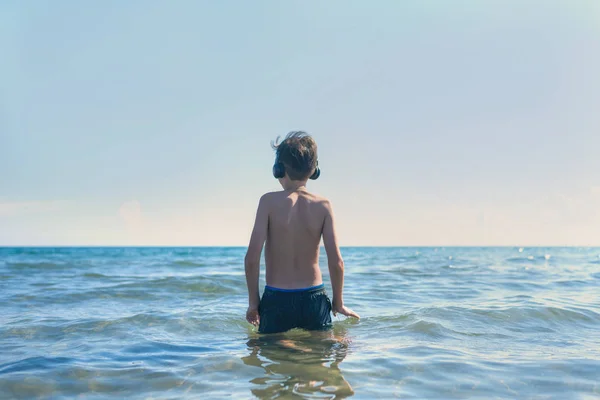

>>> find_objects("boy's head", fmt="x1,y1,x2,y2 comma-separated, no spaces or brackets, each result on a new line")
271,131,320,182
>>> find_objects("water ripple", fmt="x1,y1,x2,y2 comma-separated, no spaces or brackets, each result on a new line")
1,247,600,399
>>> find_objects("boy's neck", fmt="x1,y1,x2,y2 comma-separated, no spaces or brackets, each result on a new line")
283,180,308,192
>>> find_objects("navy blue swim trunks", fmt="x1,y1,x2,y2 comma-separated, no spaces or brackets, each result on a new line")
258,284,333,334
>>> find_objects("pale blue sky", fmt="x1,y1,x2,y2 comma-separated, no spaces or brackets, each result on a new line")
1,0,599,246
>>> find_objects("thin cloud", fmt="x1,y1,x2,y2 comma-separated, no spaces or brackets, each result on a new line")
0,200,68,217
118,200,145,242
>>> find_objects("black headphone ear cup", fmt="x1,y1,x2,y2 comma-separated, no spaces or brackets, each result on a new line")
310,167,320,180
273,163,285,179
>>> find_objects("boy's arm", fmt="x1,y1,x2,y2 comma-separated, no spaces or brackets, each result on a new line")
322,200,359,319
322,200,344,305
245,194,269,310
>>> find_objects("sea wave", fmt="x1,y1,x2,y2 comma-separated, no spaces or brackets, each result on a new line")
3,247,600,399
173,260,207,267
6,262,69,270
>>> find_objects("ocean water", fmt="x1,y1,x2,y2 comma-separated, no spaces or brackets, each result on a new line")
1,247,599,400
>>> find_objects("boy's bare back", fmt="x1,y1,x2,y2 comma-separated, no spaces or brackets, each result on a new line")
262,189,334,289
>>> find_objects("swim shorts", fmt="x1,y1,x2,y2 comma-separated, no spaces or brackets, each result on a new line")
258,283,333,334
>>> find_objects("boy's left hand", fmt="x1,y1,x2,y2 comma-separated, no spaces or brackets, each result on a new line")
332,303,360,320
246,306,260,326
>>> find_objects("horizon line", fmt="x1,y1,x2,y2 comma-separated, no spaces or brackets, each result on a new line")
1,245,599,248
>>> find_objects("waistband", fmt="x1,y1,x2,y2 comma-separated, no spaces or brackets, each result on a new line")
264,283,325,293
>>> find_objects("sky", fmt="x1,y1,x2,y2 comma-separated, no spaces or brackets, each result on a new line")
1,0,599,246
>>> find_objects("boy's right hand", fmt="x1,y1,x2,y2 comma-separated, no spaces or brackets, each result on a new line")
332,302,360,319
246,306,260,326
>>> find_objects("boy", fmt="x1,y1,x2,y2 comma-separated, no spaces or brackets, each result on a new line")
244,131,360,334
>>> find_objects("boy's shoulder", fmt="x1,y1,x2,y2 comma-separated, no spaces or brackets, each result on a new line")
259,190,331,207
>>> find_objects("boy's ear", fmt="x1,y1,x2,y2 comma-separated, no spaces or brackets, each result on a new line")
273,162,285,179
310,164,320,180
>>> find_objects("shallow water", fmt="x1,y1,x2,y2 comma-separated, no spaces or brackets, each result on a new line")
1,247,599,399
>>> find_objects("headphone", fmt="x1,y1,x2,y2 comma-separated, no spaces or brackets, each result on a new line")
273,155,320,180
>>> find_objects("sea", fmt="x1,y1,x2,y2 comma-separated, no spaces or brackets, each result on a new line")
0,247,599,399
